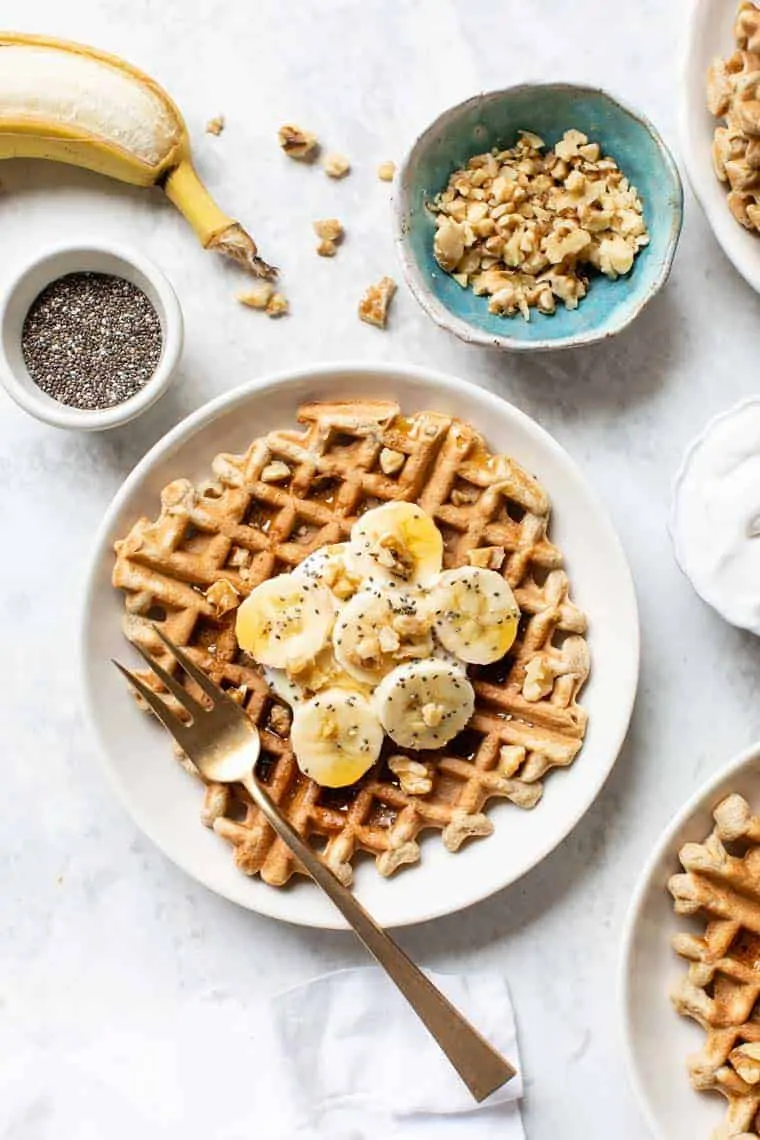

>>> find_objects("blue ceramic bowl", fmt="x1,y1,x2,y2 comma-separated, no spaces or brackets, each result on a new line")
395,84,683,352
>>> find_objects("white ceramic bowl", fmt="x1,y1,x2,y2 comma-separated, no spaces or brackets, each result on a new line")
81,362,639,930
0,242,183,430
620,740,760,1140
682,0,760,294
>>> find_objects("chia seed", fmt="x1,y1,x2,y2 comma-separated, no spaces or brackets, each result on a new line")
21,272,163,411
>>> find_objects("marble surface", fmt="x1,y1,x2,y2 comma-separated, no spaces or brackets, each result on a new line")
3,0,760,1136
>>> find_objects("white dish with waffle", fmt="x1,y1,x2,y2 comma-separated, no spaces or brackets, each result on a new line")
81,363,638,929
620,741,760,1140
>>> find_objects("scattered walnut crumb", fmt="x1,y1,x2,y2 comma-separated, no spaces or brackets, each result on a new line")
314,218,344,241
379,446,405,475
266,293,289,318
467,545,505,570
388,754,433,796
237,281,275,310
323,152,351,178
278,123,319,160
268,704,292,736
205,116,225,136
316,240,337,257
260,460,291,482
358,276,397,328
431,128,649,320
377,161,396,182
205,578,240,616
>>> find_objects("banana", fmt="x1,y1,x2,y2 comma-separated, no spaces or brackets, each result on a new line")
0,33,275,276
265,647,372,706
332,586,433,684
347,502,443,587
374,658,475,750
429,566,520,665
290,688,384,787
235,573,334,669
294,542,361,601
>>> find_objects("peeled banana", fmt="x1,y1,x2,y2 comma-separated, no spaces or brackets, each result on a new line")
0,32,275,276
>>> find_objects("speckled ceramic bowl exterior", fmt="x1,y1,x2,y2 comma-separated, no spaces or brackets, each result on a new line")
395,84,683,352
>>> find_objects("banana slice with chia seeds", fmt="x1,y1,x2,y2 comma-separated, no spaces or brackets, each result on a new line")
347,501,443,586
290,687,384,787
235,573,334,668
294,542,362,601
333,586,433,685
429,566,520,665
374,658,475,750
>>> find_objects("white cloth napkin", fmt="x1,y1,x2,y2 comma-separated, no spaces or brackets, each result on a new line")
0,969,522,1140
270,967,524,1140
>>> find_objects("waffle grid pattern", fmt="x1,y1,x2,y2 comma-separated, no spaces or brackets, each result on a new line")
113,400,589,887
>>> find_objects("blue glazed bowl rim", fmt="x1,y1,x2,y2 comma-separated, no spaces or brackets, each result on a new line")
394,82,684,353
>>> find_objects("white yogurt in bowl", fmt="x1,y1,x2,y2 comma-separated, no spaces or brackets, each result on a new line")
671,398,760,635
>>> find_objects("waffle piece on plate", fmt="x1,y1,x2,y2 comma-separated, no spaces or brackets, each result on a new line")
670,794,760,1138
113,399,589,887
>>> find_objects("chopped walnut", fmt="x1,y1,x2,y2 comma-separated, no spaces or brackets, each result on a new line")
523,656,555,702
323,152,350,178
450,484,479,506
467,545,506,570
498,745,526,777
708,12,760,232
278,123,319,160
379,446,405,475
205,578,240,616
377,160,396,182
388,754,433,796
730,1042,760,1084
206,115,225,136
260,460,291,482
431,129,649,319
314,218,344,242
358,276,397,328
266,293,289,318
237,282,275,310
316,239,337,257
268,703,292,736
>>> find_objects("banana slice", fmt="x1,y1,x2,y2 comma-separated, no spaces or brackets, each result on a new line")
333,586,433,685
235,573,333,668
266,648,372,706
374,658,475,750
294,542,362,601
263,665,304,706
348,501,443,586
429,566,520,665
290,688,384,787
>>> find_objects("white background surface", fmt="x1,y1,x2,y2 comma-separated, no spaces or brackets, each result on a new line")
2,1,760,1137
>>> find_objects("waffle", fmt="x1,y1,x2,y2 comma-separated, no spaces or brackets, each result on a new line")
670,794,760,1138
113,399,589,887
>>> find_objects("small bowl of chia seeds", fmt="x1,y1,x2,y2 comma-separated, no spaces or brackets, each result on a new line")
0,242,183,430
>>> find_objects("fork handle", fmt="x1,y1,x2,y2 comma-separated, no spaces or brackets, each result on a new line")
242,775,516,1102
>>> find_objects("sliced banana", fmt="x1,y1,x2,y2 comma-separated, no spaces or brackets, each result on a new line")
290,687,384,787
429,566,520,665
235,573,334,668
266,649,372,705
347,501,443,586
333,586,433,685
294,542,361,601
374,658,475,750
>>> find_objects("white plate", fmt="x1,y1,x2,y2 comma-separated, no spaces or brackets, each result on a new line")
81,362,639,930
620,740,760,1140
681,0,760,296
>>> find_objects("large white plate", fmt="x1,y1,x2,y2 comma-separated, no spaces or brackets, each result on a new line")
620,741,760,1140
681,0,760,296
81,363,639,930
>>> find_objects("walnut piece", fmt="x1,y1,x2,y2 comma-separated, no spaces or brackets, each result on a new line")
205,116,225,136
316,239,337,257
314,218,344,241
205,578,240,616
260,460,291,482
268,704,292,736
467,545,505,570
237,282,275,310
278,123,319,160
358,276,397,328
323,152,350,178
377,160,396,182
266,293,289,318
379,446,405,475
431,129,649,320
707,13,760,233
523,656,555,702
388,754,433,796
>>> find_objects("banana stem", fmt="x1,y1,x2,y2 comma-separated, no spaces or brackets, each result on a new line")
163,159,277,279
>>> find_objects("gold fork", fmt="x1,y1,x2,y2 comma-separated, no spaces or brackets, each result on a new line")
114,625,516,1103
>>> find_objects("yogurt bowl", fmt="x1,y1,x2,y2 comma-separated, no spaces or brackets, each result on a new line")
671,398,760,636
